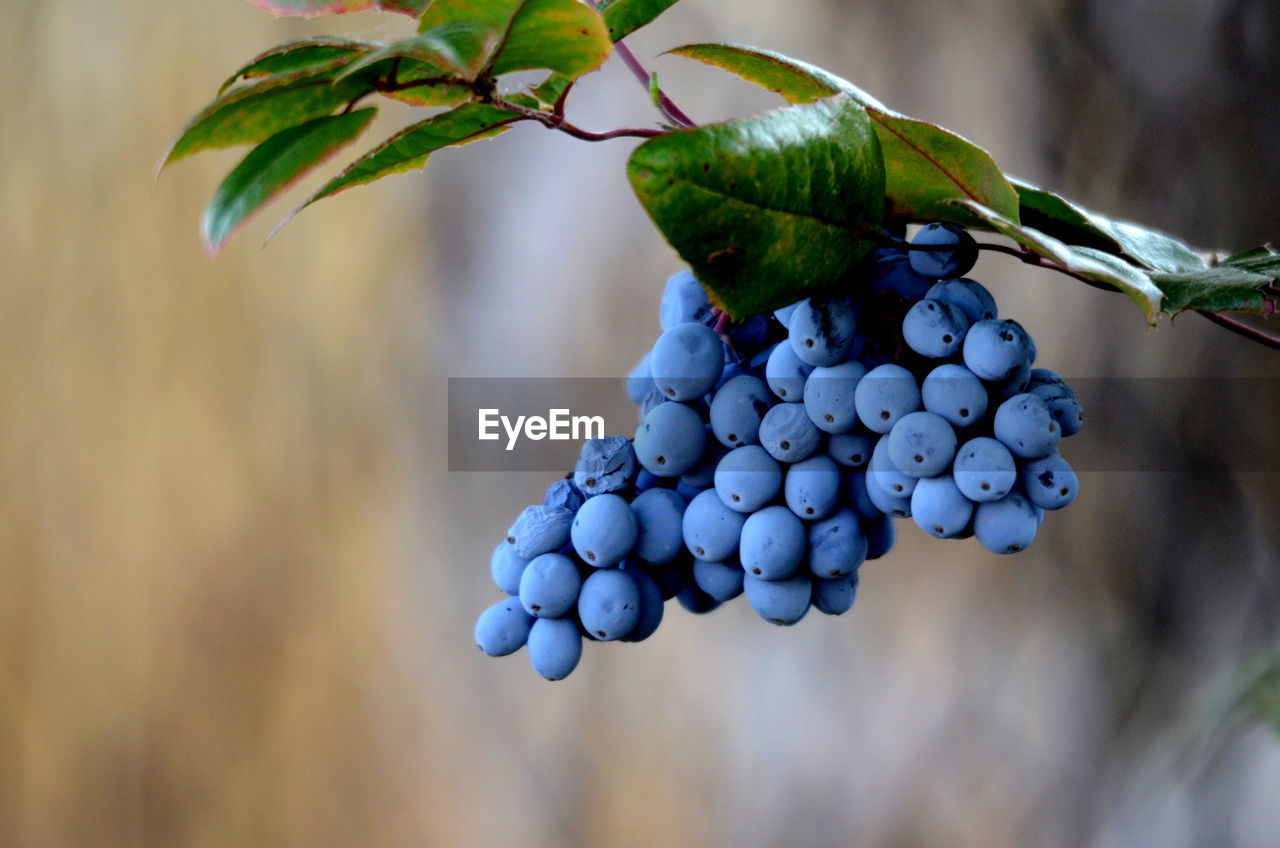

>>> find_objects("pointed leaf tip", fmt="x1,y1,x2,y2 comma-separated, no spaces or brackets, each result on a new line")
201,108,376,256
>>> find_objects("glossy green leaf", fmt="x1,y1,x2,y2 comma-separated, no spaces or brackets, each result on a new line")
490,0,611,78
1013,178,1211,275
628,94,885,317
1151,267,1274,314
668,43,872,108
291,102,519,212
202,108,376,255
599,0,680,42
246,0,428,16
218,37,375,94
953,200,1165,324
416,0,611,80
669,42,1020,225
161,65,371,171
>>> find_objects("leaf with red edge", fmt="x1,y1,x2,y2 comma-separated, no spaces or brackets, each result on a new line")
202,108,377,255
284,102,519,221
218,37,375,94
416,0,611,80
160,64,371,172
669,42,1021,226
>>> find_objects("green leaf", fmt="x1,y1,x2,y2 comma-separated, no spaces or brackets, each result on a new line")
1151,267,1274,314
669,42,1021,226
599,0,681,42
218,37,375,94
530,73,573,108
417,0,611,80
289,102,519,211
628,94,885,317
341,22,500,81
245,0,429,16
1010,180,1119,252
668,42,869,108
160,65,371,171
202,108,376,255
952,199,1166,324
1013,178,1210,274
1221,246,1280,277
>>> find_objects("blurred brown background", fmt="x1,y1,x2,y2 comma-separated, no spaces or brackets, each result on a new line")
2,0,1278,846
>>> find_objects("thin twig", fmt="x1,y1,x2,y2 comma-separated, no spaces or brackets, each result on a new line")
613,42,696,128
492,96,663,141
1196,310,1280,351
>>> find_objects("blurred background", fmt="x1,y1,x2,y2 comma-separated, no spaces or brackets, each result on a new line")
2,0,1279,845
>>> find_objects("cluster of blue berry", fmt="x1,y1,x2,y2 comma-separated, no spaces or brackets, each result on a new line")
476,224,1083,680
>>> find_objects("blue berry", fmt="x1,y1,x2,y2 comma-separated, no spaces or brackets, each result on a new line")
692,558,746,602
864,469,912,518
811,572,859,615
973,491,1039,554
1020,453,1078,510
571,493,638,567
620,565,666,642
709,374,773,448
854,363,921,434
660,269,712,330
784,454,842,520
758,402,822,463
925,278,998,323
505,504,574,558
1044,395,1084,437
543,477,586,512
714,444,782,513
910,475,974,538
993,393,1061,459
626,353,653,405
908,222,978,279
475,597,534,656
788,298,858,366
490,542,529,595
902,298,970,358
887,411,958,479
629,488,687,564
682,489,747,561
844,470,884,521
573,435,638,495
519,552,582,618
826,431,875,468
953,436,1017,502
921,363,988,429
578,568,641,640
803,360,866,434
527,617,582,680
872,249,935,299
868,435,917,498
679,436,727,489
651,321,724,401
962,319,1033,381
676,585,722,614
739,505,807,580
806,507,867,578
634,401,706,477
863,514,896,559
764,341,815,401
743,572,811,626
